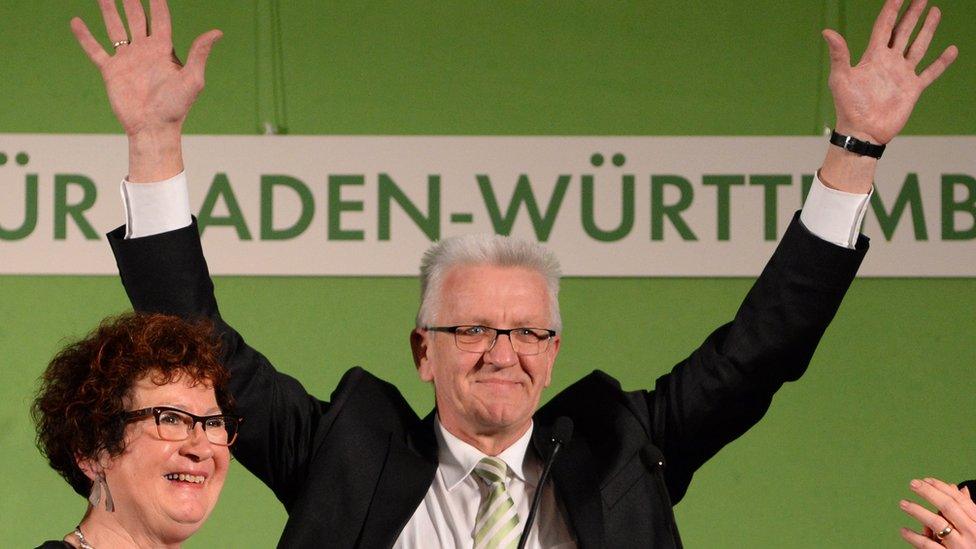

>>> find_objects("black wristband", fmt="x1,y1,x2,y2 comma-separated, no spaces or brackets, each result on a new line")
829,130,885,159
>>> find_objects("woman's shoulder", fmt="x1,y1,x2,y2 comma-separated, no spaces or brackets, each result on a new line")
35,541,72,549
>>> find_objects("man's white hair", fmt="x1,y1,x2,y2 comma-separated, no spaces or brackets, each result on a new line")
416,234,563,333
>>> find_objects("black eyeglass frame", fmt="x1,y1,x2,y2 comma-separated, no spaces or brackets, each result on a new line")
123,406,243,447
425,325,557,356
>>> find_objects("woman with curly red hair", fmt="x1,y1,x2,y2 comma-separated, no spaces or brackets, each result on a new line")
32,313,240,548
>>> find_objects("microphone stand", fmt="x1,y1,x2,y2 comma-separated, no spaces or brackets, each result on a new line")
516,417,573,549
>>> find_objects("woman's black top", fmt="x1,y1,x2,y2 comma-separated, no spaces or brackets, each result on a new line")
35,541,72,548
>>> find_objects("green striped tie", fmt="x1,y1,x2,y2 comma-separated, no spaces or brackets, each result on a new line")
472,456,521,549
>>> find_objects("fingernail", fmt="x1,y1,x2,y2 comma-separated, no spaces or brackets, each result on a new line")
900,499,910,509
924,477,934,484
910,479,922,488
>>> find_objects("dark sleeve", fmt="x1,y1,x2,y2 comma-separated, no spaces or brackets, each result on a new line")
35,541,73,549
648,212,868,503
108,220,328,508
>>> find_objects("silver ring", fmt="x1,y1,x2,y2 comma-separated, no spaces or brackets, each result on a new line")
936,524,953,540
112,40,131,49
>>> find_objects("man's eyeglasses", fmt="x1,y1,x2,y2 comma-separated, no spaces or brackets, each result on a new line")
425,325,556,356
124,406,242,447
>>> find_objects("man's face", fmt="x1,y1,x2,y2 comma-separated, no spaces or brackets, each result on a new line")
412,264,560,442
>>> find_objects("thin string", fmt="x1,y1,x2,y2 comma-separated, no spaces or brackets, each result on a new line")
270,0,289,133
254,0,288,134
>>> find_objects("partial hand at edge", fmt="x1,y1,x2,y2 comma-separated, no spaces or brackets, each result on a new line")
900,478,976,548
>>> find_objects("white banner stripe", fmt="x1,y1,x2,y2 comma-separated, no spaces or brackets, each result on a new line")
1,134,973,276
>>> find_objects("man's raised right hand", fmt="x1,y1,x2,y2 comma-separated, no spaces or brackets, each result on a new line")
71,0,221,182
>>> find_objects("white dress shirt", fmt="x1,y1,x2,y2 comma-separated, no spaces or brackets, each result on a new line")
118,169,871,547
393,420,576,548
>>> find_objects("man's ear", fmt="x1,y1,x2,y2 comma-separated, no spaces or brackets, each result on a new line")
410,328,434,382
543,335,561,387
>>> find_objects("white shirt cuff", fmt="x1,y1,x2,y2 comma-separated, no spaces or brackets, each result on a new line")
121,172,192,239
799,173,872,249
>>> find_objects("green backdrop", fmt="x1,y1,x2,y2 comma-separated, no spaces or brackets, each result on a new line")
2,1,974,547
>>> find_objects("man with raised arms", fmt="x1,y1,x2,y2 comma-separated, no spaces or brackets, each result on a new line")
72,0,956,546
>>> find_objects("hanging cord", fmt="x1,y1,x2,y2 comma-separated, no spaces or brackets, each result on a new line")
270,0,288,133
254,0,288,134
815,0,846,135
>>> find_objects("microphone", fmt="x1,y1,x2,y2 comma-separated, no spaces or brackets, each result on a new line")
517,417,573,549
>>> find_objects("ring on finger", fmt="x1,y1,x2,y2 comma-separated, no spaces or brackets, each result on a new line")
936,524,954,540
112,39,131,49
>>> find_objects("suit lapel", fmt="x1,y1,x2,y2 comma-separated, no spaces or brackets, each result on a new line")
533,421,605,549
356,413,439,548
357,414,606,547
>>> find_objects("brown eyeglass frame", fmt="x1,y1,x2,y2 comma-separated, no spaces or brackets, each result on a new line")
123,406,243,447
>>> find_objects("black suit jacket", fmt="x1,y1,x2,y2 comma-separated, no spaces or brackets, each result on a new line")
109,213,867,548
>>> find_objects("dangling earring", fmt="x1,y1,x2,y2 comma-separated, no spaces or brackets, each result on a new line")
88,474,115,512
102,476,115,512
87,477,101,508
